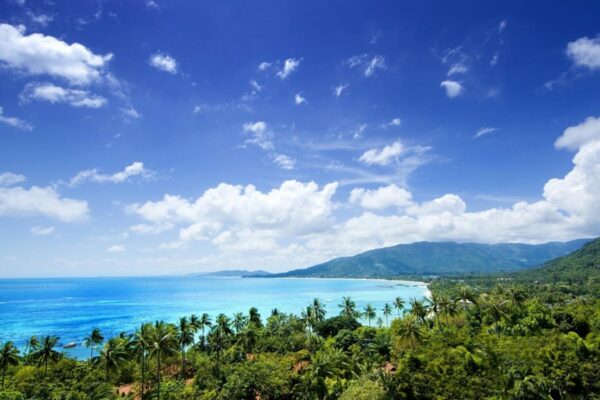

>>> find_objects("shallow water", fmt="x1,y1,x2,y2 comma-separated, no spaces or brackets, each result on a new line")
0,276,428,358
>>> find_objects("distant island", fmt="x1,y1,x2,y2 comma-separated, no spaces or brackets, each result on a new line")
271,239,591,278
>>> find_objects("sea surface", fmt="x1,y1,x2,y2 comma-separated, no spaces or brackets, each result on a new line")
0,276,428,358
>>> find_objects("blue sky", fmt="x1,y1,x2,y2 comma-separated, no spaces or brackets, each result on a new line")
1,0,600,277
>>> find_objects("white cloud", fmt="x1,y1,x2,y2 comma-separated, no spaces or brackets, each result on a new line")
242,121,273,150
294,93,307,105
21,82,107,108
0,185,88,222
107,244,125,253
349,184,413,210
69,162,152,186
249,80,262,92
27,12,53,27
447,62,468,76
0,106,33,131
0,24,112,85
129,180,338,252
0,172,26,186
121,106,141,120
333,83,348,97
149,52,178,74
258,61,272,71
440,80,464,98
347,54,386,77
498,20,507,33
272,153,296,170
146,1,159,9
359,140,404,166
474,126,497,139
383,117,401,128
555,116,600,151
31,225,54,236
566,36,600,70
277,58,301,79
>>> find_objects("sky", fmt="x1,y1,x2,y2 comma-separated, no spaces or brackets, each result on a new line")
1,1,600,277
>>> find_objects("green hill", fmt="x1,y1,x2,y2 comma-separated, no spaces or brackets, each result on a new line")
514,236,600,285
276,239,590,277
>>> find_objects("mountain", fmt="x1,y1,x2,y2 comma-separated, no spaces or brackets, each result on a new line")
191,269,273,277
276,239,591,278
514,237,600,284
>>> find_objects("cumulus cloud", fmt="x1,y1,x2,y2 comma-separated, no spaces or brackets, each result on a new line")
333,83,349,97
566,36,600,70
69,162,152,186
347,54,386,77
0,106,33,130
149,52,178,74
294,93,307,105
31,225,54,235
129,180,338,251
359,140,404,166
555,116,600,150
474,126,497,139
440,80,464,98
349,184,413,210
0,172,26,186
277,58,301,79
0,185,88,222
0,24,112,85
21,82,107,108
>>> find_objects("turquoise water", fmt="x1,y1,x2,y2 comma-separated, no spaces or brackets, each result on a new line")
0,276,428,358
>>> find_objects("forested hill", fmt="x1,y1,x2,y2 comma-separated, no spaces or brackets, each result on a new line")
514,236,600,284
276,239,590,277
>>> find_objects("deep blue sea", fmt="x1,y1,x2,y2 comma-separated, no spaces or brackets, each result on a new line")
0,276,428,358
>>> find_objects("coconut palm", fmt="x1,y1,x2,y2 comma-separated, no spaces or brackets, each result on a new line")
148,321,178,400
131,322,151,400
382,303,393,327
312,298,326,323
31,335,61,377
393,297,405,317
232,312,247,333
338,296,357,319
363,304,377,327
426,292,443,329
177,316,195,379
24,336,39,362
199,313,212,348
189,314,200,345
409,298,429,326
211,314,233,376
84,327,104,362
0,341,19,388
304,349,349,400
94,337,127,382
248,307,262,327
397,315,422,350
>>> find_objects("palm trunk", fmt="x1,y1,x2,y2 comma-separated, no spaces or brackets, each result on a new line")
105,362,109,382
140,353,145,400
181,343,185,380
44,358,48,377
157,353,161,400
2,366,5,389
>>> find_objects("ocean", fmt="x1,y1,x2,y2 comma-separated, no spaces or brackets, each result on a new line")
0,276,428,358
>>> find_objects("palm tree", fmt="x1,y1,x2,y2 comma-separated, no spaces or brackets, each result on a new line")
302,305,316,337
189,314,200,346
397,315,422,350
458,286,476,310
338,296,357,319
382,303,393,327
482,295,508,335
426,292,443,329
31,335,60,377
393,297,405,317
409,298,429,326
211,314,233,376
177,317,194,379
304,349,349,400
95,338,127,382
131,322,151,400
199,313,212,348
363,304,376,327
148,321,178,400
238,325,258,354
24,336,39,362
84,327,104,362
232,312,247,333
0,341,19,388
248,307,262,327
312,298,326,323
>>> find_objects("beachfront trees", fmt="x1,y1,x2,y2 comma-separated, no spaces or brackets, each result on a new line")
199,313,212,348
382,303,392,327
339,296,357,319
393,297,405,317
312,298,326,323
84,327,105,362
177,317,195,379
24,336,39,362
0,342,19,388
363,304,376,327
95,337,127,382
148,321,178,400
31,335,60,377
211,313,233,376
131,322,151,399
